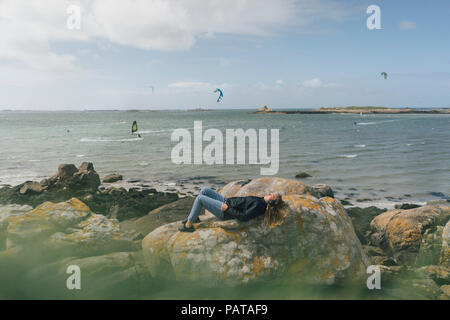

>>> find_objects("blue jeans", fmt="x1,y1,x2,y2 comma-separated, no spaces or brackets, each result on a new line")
187,187,227,222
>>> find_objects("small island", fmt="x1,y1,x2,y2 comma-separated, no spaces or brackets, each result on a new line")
251,106,450,115
253,105,285,114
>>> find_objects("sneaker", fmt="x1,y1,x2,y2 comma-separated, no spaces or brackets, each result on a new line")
182,217,201,224
178,221,195,232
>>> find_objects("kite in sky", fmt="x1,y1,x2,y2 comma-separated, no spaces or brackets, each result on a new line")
214,88,223,103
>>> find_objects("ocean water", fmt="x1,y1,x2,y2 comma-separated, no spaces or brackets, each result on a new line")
0,110,449,207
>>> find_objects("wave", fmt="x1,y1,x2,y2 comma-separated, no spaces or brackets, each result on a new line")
354,144,366,148
356,120,399,126
80,137,143,142
340,154,358,158
345,200,427,210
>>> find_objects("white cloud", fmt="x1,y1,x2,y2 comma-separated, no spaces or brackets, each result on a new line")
0,0,352,72
275,79,286,86
301,78,336,89
398,20,416,30
168,81,231,92
302,78,323,88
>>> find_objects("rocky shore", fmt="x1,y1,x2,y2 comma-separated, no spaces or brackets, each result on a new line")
0,163,449,299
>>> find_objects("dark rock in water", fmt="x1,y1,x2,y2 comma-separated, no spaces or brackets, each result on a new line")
429,192,448,200
340,199,352,206
312,184,334,198
58,164,78,178
120,197,195,236
344,193,359,197
295,172,311,179
0,163,178,221
346,206,387,244
127,179,143,183
102,173,123,183
0,162,100,207
395,203,422,210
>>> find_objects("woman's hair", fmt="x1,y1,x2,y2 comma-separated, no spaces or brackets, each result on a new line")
263,194,287,228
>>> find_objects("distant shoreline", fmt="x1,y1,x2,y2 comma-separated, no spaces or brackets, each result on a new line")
252,106,450,115
1,107,450,113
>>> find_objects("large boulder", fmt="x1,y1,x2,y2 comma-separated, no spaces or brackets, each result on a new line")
367,205,450,264
0,198,143,299
1,198,137,264
142,178,369,287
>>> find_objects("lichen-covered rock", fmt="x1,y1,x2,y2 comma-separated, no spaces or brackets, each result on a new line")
6,198,91,243
0,199,144,299
367,205,450,264
219,178,332,199
0,204,32,230
142,178,368,287
2,198,137,262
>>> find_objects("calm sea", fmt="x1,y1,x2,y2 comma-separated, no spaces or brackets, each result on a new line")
1,110,449,207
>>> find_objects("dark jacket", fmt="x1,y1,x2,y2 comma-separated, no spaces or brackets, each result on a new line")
224,196,267,222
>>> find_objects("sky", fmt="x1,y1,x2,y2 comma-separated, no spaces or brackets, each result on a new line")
0,0,449,110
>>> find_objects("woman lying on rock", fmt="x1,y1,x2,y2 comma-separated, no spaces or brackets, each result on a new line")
179,187,284,232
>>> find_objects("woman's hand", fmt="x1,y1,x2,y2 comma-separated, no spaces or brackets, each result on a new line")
221,203,228,211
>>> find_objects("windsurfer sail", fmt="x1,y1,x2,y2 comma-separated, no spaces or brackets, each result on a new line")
131,121,138,134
